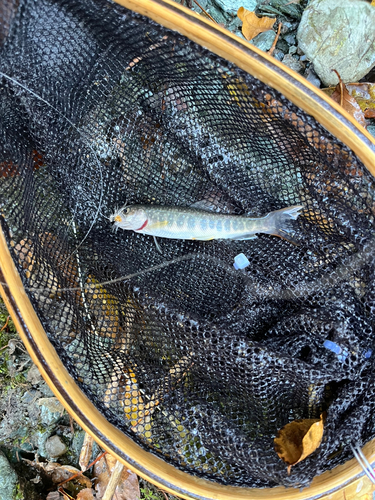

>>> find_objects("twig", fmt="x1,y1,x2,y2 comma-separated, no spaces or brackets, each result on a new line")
192,0,217,23
268,22,282,56
57,488,74,500
102,460,125,500
332,69,344,107
0,315,10,332
158,490,169,500
57,450,107,487
69,415,74,435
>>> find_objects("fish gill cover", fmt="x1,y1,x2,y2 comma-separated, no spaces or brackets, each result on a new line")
0,0,374,489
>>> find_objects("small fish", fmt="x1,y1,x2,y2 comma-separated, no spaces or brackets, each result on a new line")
110,202,303,248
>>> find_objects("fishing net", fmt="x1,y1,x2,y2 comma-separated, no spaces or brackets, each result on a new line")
1,0,375,489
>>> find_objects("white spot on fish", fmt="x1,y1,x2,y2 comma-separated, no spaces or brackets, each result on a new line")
177,215,185,228
187,217,195,230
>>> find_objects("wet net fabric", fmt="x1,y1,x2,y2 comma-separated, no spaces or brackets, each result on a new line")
1,0,375,489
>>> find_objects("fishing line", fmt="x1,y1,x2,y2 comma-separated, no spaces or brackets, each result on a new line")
0,70,105,264
0,240,373,304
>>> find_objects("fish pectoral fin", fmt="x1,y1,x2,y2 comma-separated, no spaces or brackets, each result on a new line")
153,235,163,254
230,234,258,241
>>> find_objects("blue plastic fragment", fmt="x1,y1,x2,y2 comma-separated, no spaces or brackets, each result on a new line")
363,349,373,359
323,340,342,355
233,253,250,270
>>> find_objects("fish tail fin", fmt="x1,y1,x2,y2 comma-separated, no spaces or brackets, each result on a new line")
265,205,304,245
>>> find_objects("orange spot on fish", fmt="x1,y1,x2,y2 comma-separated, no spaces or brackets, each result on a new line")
114,215,122,223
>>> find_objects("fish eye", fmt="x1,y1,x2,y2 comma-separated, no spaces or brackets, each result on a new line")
123,207,130,214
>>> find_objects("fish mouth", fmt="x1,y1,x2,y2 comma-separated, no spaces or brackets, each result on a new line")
111,221,132,231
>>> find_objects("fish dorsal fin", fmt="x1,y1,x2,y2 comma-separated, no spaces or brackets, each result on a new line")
190,200,219,212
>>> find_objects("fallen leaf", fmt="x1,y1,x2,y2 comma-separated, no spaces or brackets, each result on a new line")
237,7,276,41
46,492,63,500
274,414,324,474
329,70,367,128
322,81,375,122
76,488,96,500
52,465,92,488
94,453,140,500
79,433,94,472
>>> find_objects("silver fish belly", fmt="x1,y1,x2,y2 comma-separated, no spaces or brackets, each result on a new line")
110,204,303,243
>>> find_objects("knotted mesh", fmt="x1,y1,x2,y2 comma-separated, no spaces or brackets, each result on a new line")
0,0,375,488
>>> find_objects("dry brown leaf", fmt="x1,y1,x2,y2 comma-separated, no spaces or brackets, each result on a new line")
274,414,324,474
330,70,367,128
76,488,96,500
322,81,375,121
79,433,94,472
94,453,140,500
237,7,276,41
46,492,63,500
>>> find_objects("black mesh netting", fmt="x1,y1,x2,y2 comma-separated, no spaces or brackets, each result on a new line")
1,0,375,489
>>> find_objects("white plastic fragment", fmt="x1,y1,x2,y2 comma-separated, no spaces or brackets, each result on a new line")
233,253,250,270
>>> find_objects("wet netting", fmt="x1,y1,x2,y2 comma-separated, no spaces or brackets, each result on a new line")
1,0,375,489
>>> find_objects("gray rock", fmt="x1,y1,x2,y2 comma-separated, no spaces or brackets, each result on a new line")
30,427,51,457
304,67,321,88
207,6,228,24
276,39,289,54
227,15,242,31
27,363,43,385
289,45,297,55
280,21,294,34
213,0,257,15
368,125,375,139
191,0,209,8
68,430,101,468
282,54,305,74
37,397,64,426
21,389,41,404
297,0,375,86
283,33,296,46
45,435,67,458
250,30,276,52
272,49,285,61
0,451,17,500
37,381,54,397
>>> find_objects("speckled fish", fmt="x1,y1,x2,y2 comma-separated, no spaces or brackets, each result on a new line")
110,202,303,247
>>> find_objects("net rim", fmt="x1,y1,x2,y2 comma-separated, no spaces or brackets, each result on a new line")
1,0,375,497
0,226,374,499
115,0,375,178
